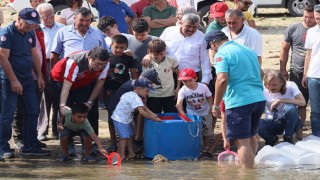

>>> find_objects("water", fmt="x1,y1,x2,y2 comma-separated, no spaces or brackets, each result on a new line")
2,157,320,179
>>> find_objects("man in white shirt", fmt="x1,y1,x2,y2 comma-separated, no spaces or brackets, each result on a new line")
159,13,212,85
37,3,64,139
222,9,262,65
302,5,320,137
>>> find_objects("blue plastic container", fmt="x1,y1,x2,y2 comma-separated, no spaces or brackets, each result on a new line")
144,113,202,160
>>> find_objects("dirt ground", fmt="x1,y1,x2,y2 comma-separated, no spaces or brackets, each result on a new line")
0,1,313,157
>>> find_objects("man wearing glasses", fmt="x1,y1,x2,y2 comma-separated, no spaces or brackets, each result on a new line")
234,0,256,28
36,3,64,140
50,47,109,139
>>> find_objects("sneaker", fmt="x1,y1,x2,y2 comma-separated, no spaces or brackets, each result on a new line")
84,156,96,162
266,135,279,146
13,140,24,150
37,140,47,148
37,135,48,141
21,148,50,156
52,133,59,140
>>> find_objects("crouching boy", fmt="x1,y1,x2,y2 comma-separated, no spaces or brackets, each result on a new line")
59,104,107,161
112,78,161,160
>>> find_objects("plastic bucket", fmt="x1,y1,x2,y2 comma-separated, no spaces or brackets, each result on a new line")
144,113,202,160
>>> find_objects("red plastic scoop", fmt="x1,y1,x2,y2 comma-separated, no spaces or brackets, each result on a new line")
105,152,121,166
178,113,192,122
159,116,175,120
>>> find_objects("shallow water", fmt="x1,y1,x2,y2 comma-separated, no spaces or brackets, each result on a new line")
2,157,320,180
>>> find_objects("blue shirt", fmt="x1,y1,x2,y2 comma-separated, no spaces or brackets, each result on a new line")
41,22,64,58
0,22,36,79
94,0,135,33
51,24,107,58
214,40,265,109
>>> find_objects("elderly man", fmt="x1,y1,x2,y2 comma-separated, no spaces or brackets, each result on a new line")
222,9,262,65
50,7,106,66
207,30,265,168
302,5,320,137
280,5,316,140
37,2,64,140
158,13,212,85
0,8,49,158
233,0,256,28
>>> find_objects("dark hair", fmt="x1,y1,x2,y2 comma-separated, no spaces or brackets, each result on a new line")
75,7,92,17
88,47,110,61
71,103,89,114
148,39,166,53
263,70,287,95
112,35,128,46
97,16,117,31
66,0,83,8
305,4,314,12
132,18,149,33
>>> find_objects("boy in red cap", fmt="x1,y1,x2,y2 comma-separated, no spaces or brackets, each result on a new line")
176,68,214,156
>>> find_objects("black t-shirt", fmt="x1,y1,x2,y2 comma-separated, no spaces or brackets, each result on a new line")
105,53,136,90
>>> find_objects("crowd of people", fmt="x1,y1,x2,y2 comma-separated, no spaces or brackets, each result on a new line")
0,0,319,169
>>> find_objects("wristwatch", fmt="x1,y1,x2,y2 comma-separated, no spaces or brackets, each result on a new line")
87,100,94,106
212,105,220,111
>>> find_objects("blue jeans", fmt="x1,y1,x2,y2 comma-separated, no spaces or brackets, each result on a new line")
258,104,302,145
308,77,320,136
0,78,39,154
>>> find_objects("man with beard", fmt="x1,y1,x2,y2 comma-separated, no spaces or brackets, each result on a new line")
280,5,316,140
50,7,106,66
233,0,256,28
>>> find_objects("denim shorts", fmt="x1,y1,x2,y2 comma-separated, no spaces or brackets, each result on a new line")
225,101,265,141
113,120,134,139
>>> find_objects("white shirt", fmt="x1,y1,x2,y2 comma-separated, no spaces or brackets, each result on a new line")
264,81,301,118
160,26,212,84
41,22,64,58
60,8,76,25
305,25,320,78
112,91,144,124
177,82,212,116
222,25,262,56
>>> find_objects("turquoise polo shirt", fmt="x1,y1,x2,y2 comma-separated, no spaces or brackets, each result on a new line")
214,40,265,109
205,20,224,34
94,0,135,33
142,5,176,37
0,22,36,79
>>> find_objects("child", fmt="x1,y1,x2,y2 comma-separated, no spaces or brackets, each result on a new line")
59,104,107,162
111,78,161,160
176,68,214,154
104,34,140,152
143,39,180,113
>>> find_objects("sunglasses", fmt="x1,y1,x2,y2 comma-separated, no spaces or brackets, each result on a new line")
239,0,253,6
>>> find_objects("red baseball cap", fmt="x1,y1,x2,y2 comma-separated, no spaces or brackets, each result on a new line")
210,2,229,18
178,68,197,80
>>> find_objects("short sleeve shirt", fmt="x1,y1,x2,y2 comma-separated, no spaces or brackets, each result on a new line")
214,40,265,109
94,0,135,33
63,109,94,135
112,91,144,124
106,80,134,112
142,5,177,37
177,82,212,116
284,22,308,73
264,81,301,118
105,53,137,90
143,56,178,97
51,25,106,58
0,22,36,79
205,20,224,34
304,25,320,78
